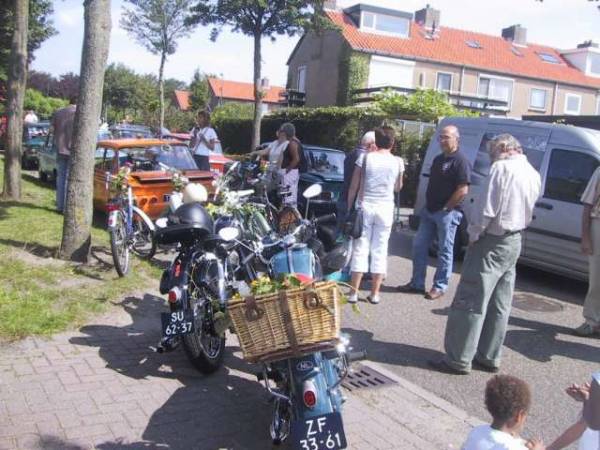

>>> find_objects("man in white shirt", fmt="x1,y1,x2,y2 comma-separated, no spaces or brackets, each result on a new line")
189,110,217,171
24,110,39,123
429,134,541,375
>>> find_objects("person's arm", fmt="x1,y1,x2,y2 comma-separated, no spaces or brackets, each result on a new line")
445,184,469,210
582,204,593,255
546,418,587,450
395,171,403,193
525,437,546,450
285,140,300,172
466,165,501,243
347,165,361,210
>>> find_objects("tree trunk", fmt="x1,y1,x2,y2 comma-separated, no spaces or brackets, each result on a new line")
2,0,29,201
158,51,166,134
59,0,111,262
251,32,262,150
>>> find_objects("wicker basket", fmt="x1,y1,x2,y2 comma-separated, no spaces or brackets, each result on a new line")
228,281,341,363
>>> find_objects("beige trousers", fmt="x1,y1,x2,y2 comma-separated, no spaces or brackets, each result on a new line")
584,219,600,326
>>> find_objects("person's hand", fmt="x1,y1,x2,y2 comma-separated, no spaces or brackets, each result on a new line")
566,382,591,402
581,236,593,255
525,437,545,450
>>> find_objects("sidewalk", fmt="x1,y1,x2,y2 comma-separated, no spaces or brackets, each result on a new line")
0,291,482,450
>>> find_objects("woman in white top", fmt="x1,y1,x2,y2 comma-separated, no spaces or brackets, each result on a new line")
189,110,218,171
346,127,404,304
250,128,289,188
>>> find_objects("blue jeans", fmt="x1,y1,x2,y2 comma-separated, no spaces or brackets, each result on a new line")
410,208,462,292
56,153,69,212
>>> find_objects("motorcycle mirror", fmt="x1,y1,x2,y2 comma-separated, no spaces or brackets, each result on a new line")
302,183,322,199
155,217,168,228
218,226,240,242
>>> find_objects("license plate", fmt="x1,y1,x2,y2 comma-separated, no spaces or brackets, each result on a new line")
291,412,347,450
161,310,195,337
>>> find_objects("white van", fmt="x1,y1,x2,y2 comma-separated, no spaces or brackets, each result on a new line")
412,117,600,281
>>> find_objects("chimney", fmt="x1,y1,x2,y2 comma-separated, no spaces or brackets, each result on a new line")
577,40,599,49
415,4,440,30
502,24,527,46
324,0,337,10
260,77,270,91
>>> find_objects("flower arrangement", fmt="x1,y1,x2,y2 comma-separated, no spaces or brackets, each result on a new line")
110,164,132,193
171,171,189,192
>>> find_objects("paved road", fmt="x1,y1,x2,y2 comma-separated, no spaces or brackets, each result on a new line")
342,223,598,443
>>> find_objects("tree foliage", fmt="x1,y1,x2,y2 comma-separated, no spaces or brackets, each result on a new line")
0,0,56,81
189,69,210,111
211,101,254,122
120,0,195,131
23,88,68,118
187,0,332,148
27,70,80,100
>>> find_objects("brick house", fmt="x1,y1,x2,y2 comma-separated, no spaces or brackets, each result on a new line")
173,78,285,114
286,2,600,117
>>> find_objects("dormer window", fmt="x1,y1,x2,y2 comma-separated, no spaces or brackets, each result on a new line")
359,11,410,37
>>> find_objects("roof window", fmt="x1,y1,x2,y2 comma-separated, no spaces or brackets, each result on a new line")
466,40,482,49
538,52,560,64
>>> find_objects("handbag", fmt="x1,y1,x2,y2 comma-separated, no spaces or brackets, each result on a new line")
344,153,368,239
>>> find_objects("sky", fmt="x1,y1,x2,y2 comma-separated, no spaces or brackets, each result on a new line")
31,0,600,89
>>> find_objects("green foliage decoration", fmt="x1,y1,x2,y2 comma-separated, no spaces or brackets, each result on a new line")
337,48,369,106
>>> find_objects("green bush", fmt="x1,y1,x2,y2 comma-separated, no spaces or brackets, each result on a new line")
397,129,433,207
23,88,68,120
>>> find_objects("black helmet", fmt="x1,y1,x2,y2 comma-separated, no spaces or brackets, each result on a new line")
155,202,214,245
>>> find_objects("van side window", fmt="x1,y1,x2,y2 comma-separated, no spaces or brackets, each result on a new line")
472,132,546,186
545,149,599,204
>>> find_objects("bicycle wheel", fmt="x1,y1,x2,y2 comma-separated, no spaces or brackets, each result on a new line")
131,211,156,260
109,211,130,277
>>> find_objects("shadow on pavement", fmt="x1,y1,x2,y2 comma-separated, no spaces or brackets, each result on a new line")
342,327,443,370
68,295,273,450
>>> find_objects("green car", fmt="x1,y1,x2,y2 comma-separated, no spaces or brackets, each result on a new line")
298,145,345,216
21,122,50,169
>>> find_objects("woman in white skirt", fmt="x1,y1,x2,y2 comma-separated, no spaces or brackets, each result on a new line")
346,127,404,304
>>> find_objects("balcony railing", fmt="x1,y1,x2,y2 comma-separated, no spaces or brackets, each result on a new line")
352,86,509,114
280,89,306,107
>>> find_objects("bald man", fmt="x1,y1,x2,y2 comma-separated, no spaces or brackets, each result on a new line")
398,125,471,300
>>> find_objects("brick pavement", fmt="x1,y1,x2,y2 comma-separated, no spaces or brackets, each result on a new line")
0,292,483,450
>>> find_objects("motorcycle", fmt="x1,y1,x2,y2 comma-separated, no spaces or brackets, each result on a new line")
219,184,364,449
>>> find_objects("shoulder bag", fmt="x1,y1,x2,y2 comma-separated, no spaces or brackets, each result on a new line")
344,153,368,239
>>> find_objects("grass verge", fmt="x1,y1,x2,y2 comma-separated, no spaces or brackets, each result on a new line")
0,158,162,339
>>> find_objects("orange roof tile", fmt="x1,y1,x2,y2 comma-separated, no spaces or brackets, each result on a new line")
207,78,285,104
326,10,600,89
174,90,191,111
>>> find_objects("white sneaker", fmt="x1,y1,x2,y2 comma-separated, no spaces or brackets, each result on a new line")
367,295,380,304
347,293,358,304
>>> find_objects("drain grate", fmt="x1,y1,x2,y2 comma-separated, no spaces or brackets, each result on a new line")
342,363,397,392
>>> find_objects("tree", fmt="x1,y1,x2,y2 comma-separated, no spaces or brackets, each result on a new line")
189,68,209,111
0,0,56,82
120,0,195,133
2,0,29,201
24,88,68,118
59,0,111,262
188,1,330,149
55,72,80,100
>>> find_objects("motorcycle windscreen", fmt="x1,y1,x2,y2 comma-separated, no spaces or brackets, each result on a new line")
270,246,316,279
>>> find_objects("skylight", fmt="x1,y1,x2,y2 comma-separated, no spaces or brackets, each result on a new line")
538,52,560,64
466,40,482,49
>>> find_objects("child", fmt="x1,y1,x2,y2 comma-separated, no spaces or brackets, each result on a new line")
463,375,544,449
547,381,599,450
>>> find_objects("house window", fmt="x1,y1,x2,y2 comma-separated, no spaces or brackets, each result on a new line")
297,66,307,93
436,73,452,92
538,52,561,64
368,56,415,89
478,75,513,108
590,54,600,76
564,93,582,115
529,88,547,110
360,12,409,37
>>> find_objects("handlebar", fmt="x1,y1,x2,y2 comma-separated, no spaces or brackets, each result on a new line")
313,213,336,225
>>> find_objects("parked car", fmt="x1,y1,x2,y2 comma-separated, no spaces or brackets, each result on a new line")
297,145,345,216
109,124,154,139
21,121,50,169
412,117,600,281
93,139,215,219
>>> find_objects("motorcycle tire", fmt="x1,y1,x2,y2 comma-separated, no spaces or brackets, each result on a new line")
182,329,225,374
131,210,156,260
109,212,130,277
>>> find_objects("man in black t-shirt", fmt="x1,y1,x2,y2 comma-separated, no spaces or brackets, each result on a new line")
398,125,471,300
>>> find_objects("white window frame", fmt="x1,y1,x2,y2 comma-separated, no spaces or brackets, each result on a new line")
359,11,409,38
297,65,307,93
529,88,548,111
477,73,515,110
367,55,415,88
435,72,453,93
564,93,582,115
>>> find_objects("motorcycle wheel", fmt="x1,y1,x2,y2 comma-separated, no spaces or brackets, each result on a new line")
131,211,156,260
109,211,130,277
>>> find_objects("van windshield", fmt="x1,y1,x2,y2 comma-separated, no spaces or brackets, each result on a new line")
472,132,546,185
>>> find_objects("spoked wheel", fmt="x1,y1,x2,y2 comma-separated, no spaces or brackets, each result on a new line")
270,397,291,445
131,211,156,260
109,211,130,277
